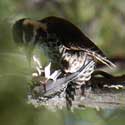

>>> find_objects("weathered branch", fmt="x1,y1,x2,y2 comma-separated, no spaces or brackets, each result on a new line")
77,88,125,109
28,70,125,110
81,72,125,109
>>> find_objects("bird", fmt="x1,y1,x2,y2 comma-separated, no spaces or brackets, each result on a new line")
13,16,116,108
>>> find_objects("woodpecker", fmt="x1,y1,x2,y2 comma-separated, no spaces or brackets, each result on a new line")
13,16,115,107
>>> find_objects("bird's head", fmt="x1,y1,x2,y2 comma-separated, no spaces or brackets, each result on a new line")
13,18,47,46
13,18,48,63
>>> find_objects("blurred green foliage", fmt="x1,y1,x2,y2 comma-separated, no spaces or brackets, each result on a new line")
0,0,125,125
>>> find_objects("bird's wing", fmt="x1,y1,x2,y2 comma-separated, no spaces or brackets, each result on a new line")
39,16,116,69
65,45,116,69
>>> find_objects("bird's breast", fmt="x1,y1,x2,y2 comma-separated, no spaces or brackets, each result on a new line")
61,50,91,73
61,50,96,84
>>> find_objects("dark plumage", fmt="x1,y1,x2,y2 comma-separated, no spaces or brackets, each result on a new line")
13,16,115,107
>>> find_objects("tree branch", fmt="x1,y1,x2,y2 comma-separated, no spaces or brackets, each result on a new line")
28,70,125,110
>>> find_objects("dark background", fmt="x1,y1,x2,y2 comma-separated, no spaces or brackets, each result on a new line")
0,0,125,125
